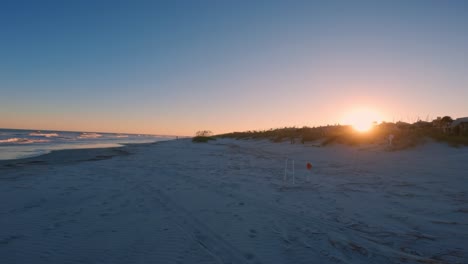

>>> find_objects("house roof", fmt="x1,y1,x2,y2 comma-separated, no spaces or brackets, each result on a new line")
451,117,468,127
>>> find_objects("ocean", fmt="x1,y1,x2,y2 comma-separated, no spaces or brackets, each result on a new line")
0,128,172,160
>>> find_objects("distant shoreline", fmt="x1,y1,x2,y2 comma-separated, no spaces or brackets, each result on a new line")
0,140,171,169
0,128,173,161
0,127,177,138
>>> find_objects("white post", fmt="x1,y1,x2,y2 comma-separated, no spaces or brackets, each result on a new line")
292,160,295,185
284,159,287,184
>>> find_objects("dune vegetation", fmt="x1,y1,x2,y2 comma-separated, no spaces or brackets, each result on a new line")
192,130,216,143
217,117,468,149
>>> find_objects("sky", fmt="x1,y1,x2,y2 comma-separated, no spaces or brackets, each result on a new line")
1,0,467,136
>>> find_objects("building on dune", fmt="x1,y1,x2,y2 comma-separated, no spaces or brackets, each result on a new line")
432,116,453,134
450,117,468,136
412,120,432,129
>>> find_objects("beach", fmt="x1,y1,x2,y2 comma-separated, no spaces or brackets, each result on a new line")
1,138,467,263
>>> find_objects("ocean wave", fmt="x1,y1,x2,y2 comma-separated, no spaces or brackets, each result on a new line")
29,132,59,137
78,133,102,139
0,138,50,144
113,135,129,138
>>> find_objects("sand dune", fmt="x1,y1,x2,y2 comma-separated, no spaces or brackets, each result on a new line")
0,139,467,263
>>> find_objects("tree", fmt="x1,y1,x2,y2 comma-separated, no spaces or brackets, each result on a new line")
441,116,453,124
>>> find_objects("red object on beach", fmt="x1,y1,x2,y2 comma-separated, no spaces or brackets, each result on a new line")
306,162,312,170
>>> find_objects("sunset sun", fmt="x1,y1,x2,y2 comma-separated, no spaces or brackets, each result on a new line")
342,108,381,132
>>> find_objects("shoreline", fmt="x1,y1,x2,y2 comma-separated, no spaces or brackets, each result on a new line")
2,136,465,170
0,128,175,161
0,140,171,169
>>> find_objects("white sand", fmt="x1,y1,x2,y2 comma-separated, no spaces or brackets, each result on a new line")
0,138,467,263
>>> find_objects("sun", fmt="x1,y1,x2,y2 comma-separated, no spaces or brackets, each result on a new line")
342,108,381,132
352,120,374,132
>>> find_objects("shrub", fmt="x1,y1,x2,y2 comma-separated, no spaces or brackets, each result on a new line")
196,130,213,137
428,131,468,147
192,136,216,143
192,130,215,143
217,118,468,150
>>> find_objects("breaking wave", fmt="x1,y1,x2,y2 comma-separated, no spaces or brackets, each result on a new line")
78,133,102,139
0,138,50,144
29,132,59,137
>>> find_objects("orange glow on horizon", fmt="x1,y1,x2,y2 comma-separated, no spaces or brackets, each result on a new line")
342,108,381,133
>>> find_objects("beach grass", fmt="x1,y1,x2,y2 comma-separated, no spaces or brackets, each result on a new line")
218,121,468,149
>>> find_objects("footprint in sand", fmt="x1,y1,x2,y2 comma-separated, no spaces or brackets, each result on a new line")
249,229,257,238
244,252,255,260
233,214,243,221
0,235,22,245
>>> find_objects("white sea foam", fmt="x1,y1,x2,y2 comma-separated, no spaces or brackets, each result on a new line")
29,132,59,137
78,133,102,139
0,138,49,144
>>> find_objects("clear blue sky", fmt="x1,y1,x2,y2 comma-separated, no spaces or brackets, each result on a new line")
1,0,467,135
